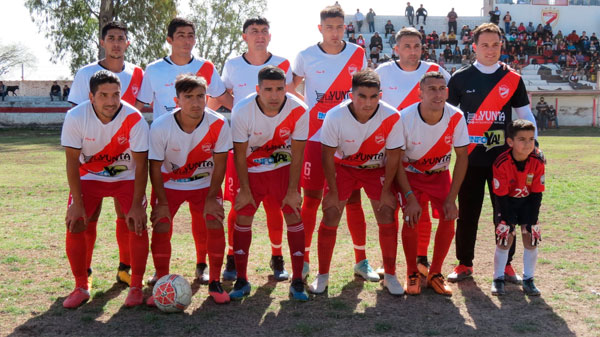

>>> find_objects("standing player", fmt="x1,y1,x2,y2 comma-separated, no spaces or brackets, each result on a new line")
293,6,377,282
230,66,308,301
220,17,295,281
147,74,232,304
491,120,544,296
446,23,537,283
61,70,149,308
309,70,405,296
375,27,451,278
399,72,469,296
67,21,144,287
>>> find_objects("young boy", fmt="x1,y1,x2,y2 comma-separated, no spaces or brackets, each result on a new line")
491,119,545,296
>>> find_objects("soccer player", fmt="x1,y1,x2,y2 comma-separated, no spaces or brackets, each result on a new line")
399,72,469,296
230,66,308,301
491,119,544,296
61,70,149,308
309,70,405,296
293,6,376,282
375,27,451,278
136,17,233,121
220,17,296,281
446,23,537,283
146,74,232,305
67,21,144,286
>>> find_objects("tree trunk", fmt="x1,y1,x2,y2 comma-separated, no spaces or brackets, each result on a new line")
98,0,115,59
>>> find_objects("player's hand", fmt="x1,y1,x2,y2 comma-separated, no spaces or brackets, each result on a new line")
442,198,458,221
127,204,147,236
66,202,87,232
403,195,422,228
377,189,397,212
234,187,256,212
499,61,514,72
282,190,302,218
204,197,225,223
150,203,171,227
530,223,542,246
495,221,511,246
322,190,342,215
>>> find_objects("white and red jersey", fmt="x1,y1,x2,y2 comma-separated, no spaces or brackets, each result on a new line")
292,42,367,142
222,54,293,107
320,100,404,169
231,93,308,173
149,108,232,190
137,56,226,120
68,61,144,106
375,60,450,111
401,102,469,174
61,101,149,182
493,148,545,198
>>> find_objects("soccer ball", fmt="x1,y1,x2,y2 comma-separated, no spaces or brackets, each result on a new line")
152,274,192,313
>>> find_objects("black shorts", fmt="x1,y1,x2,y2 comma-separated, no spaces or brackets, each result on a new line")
493,196,539,233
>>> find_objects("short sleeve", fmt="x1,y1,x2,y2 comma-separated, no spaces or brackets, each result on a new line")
531,160,545,193
222,60,234,90
292,52,305,77
447,74,461,107
137,68,154,104
291,105,309,141
320,112,339,148
148,121,166,161
129,114,149,152
61,110,83,149
67,70,89,105
285,64,293,85
231,107,250,143
207,67,227,98
453,113,470,147
440,66,452,83
214,118,233,153
492,162,510,197
386,113,405,150
511,77,530,108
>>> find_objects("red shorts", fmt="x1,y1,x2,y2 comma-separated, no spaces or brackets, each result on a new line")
400,170,451,218
236,165,297,216
67,180,146,217
150,187,222,220
300,140,326,191
224,150,238,202
326,165,388,201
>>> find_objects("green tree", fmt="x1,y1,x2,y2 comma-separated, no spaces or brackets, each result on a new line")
25,0,178,75
0,42,37,77
189,0,267,72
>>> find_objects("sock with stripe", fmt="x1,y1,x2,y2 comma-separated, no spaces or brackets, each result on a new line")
494,246,510,280
207,227,226,282
84,221,97,270
115,217,130,266
429,219,455,275
233,223,252,280
226,208,236,256
523,247,538,280
129,229,149,289
66,231,88,289
417,200,432,257
301,195,321,263
286,221,305,280
191,208,208,264
150,229,171,279
264,196,284,256
401,220,419,275
317,222,338,275
346,201,367,263
378,222,398,275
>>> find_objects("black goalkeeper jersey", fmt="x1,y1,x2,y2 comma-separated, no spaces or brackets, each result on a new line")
447,64,529,167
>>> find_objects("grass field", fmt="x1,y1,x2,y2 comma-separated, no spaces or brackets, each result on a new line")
0,127,599,337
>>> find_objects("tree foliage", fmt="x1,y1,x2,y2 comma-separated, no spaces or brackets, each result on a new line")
25,0,178,75
0,42,37,77
189,0,267,73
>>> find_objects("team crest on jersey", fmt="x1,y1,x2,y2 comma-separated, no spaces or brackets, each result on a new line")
499,85,510,99
279,127,291,139
374,134,385,145
348,64,358,75
493,178,500,190
131,86,139,96
444,135,453,145
117,135,127,145
202,143,212,153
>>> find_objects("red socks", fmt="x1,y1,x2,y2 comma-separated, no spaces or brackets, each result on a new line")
264,196,284,256
346,202,367,263
378,222,398,275
233,223,252,280
190,208,207,265
301,196,321,263
150,230,171,279
429,219,455,275
286,222,305,279
115,217,130,266
84,221,97,270
129,229,149,289
317,222,338,275
66,231,88,289
227,209,236,256
401,220,419,275
417,200,432,257
207,227,226,282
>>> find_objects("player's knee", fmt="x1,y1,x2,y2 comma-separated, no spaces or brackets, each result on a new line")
375,205,395,224
304,189,323,200
283,212,301,225
69,219,87,233
522,232,535,249
205,219,222,230
322,208,341,227
236,214,253,226
153,221,171,233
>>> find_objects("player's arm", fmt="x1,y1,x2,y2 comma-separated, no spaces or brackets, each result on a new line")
378,148,401,211
515,105,538,138
394,150,421,227
65,147,87,230
291,74,305,101
286,83,304,100
128,151,148,235
321,144,342,214
134,100,146,112
207,91,233,111
233,141,256,211
282,139,306,218
443,146,468,220
204,152,227,222
148,159,171,227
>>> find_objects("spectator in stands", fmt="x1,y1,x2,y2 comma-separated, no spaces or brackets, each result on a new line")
450,66,457,74
448,31,457,46
569,70,582,89
519,46,529,64
367,59,375,69
430,30,439,48
567,52,578,68
535,97,549,131
385,20,395,38
447,8,458,34
366,8,376,33
548,105,559,129
347,22,355,37
443,45,453,63
62,84,70,101
418,26,426,41
489,6,500,25
558,52,567,68
453,45,462,63
536,24,544,35
503,12,512,34
567,41,577,53
462,44,471,59
536,37,544,55
349,33,357,44
543,22,553,36
509,22,518,35
370,45,380,63
370,31,383,50
543,46,553,63
405,2,415,26
356,34,366,48
517,22,526,34
439,31,448,48
575,51,586,65
0,81,6,101
580,31,590,50
567,30,580,45
526,22,535,35
355,9,365,33
50,81,61,101
555,30,564,43
416,4,427,25
388,31,396,48
590,33,598,47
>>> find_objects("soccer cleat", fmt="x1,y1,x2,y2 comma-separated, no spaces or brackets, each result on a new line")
522,278,541,296
353,259,380,282
222,255,237,281
417,256,430,277
427,273,452,296
302,261,310,280
504,264,523,285
195,263,210,284
309,273,329,294
289,278,309,301
63,288,90,309
229,278,251,300
270,255,289,281
491,278,506,296
405,272,421,295
116,263,131,286
383,274,405,296
375,267,385,280
209,281,231,304
124,287,144,307
146,295,156,307
87,268,93,292
147,273,159,286
447,264,473,283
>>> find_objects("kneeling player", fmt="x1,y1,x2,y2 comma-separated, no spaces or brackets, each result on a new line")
399,72,469,296
309,70,405,296
491,119,544,296
230,66,309,301
147,74,232,304
61,70,149,308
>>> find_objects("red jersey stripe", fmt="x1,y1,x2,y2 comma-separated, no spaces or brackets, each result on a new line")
196,61,215,86
277,59,291,73
121,67,143,106
397,64,439,111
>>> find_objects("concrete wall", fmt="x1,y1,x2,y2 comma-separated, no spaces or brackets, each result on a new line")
0,112,153,127
1,80,73,97
530,93,599,126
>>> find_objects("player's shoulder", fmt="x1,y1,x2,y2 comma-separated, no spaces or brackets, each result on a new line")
192,56,215,68
378,100,401,117
66,100,92,118
232,92,257,113
270,54,290,64
121,101,145,118
144,57,169,73
75,62,102,75
124,61,143,72
327,99,351,119
493,148,513,169
529,148,546,165
204,107,228,124
286,93,309,110
297,43,320,57
224,55,244,68
374,60,396,73
444,102,465,117
450,63,475,78
400,101,419,118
